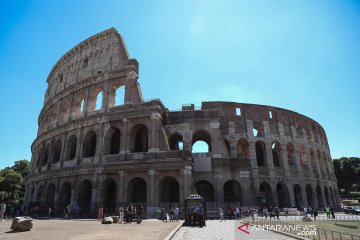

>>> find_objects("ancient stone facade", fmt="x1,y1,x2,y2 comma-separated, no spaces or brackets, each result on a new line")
25,28,340,217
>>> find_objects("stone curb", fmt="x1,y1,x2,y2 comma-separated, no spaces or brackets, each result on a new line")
164,221,183,240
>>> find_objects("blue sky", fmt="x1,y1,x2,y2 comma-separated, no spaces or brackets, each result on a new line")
0,0,359,169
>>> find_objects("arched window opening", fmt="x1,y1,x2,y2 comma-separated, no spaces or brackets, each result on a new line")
255,141,266,166
95,91,103,110
102,179,117,211
272,142,281,167
65,135,77,160
115,86,125,106
287,143,295,166
82,131,97,157
195,180,214,201
299,145,307,166
324,186,330,206
105,127,121,155
294,184,303,210
306,185,314,208
52,139,62,163
37,145,44,167
60,100,71,123
309,149,317,173
132,125,149,153
259,182,272,206
223,180,242,202
237,138,249,158
46,184,56,207
36,185,43,202
82,57,88,68
42,144,50,166
80,99,85,114
192,130,212,153
276,183,290,208
58,182,71,214
169,133,184,151
316,185,324,209
78,180,92,215
159,177,180,204
128,177,147,203
253,122,264,137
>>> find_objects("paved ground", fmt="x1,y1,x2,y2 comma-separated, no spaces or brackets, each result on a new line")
171,220,296,240
0,219,182,240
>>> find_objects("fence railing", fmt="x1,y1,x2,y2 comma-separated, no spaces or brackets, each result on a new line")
256,214,360,221
251,218,360,240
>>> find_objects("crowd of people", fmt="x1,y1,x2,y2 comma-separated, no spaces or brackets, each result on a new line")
98,203,144,224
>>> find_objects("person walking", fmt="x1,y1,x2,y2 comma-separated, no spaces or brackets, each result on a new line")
98,205,103,222
274,206,280,220
330,207,335,219
325,206,330,218
219,208,225,222
0,202,6,221
136,204,143,224
160,208,166,222
126,203,133,224
119,207,124,224
174,206,180,221
48,207,52,219
313,208,318,221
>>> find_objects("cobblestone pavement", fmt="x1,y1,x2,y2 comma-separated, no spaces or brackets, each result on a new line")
0,219,182,240
171,220,296,240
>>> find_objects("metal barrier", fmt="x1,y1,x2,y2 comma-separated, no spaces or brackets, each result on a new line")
257,214,360,221
251,218,360,240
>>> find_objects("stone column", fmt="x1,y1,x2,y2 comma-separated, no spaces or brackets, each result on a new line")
75,128,82,165
182,166,193,198
83,87,90,116
94,123,104,163
102,81,110,112
117,171,126,207
287,183,296,208
60,133,67,168
301,184,308,208
147,170,156,218
120,119,129,153
214,173,223,210
228,121,237,157
149,113,161,152
47,139,54,170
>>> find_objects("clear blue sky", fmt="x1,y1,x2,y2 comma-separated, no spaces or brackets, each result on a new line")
0,0,359,169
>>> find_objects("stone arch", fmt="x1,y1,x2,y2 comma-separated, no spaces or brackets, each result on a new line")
324,186,330,206
287,143,295,165
192,130,212,153
87,85,103,112
271,141,281,167
294,184,303,209
82,130,97,157
108,81,126,108
127,177,147,204
316,185,324,209
65,135,77,160
306,184,314,208
52,139,62,163
36,185,44,202
42,143,50,166
59,182,71,213
101,178,117,211
255,141,266,166
59,99,71,123
329,187,336,207
259,181,273,206
299,145,307,165
104,127,121,155
195,180,215,202
223,180,242,203
159,176,180,207
276,182,290,208
78,179,92,215
46,183,56,207
237,138,249,158
36,144,44,167
72,91,85,117
169,133,184,151
131,124,149,153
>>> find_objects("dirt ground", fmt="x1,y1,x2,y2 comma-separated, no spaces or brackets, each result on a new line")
0,219,182,240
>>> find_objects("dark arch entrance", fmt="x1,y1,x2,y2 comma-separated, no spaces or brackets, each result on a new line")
132,125,149,153
316,185,324,209
195,180,214,202
255,141,266,166
37,185,44,203
169,133,184,151
259,182,272,206
294,184,303,210
59,182,71,214
276,183,290,208
128,177,147,204
46,184,56,208
105,128,121,154
82,131,97,157
52,139,62,163
306,185,314,208
102,179,117,212
78,180,92,215
159,177,180,208
66,135,77,160
223,180,242,203
324,186,330,206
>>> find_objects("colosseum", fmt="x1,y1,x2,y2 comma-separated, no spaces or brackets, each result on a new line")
24,28,340,217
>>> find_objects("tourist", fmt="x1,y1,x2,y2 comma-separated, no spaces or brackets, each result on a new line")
308,206,313,217
119,207,124,224
136,204,143,224
330,207,335,219
197,205,205,227
325,206,330,218
304,207,308,217
160,208,166,222
274,206,280,220
48,207,52,219
235,206,240,218
174,206,180,221
98,205,103,222
313,208,318,221
169,208,174,222
125,203,133,223
0,202,6,221
64,205,70,219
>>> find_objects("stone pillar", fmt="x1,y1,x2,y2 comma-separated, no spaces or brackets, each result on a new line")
117,171,126,207
75,128,82,165
214,173,223,210
147,170,156,218
121,118,129,153
102,81,110,112
90,188,98,214
301,184,308,208
287,183,296,208
271,182,278,207
47,140,54,170
60,133,67,168
83,87,90,116
182,166,193,198
228,121,237,157
149,113,161,152
94,123,104,163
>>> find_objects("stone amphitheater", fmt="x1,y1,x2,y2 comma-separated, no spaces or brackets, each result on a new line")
24,28,340,217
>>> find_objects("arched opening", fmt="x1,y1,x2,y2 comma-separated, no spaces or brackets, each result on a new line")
294,184,303,210
42,144,50,166
80,99,85,114
101,179,117,212
169,133,184,151
115,86,125,106
255,141,266,166
78,180,92,215
59,182,71,214
192,130,212,153
159,177,180,208
316,185,324,209
259,182,273,206
132,124,149,153
36,144,44,167
60,100,71,123
272,142,281,167
46,184,56,208
223,180,242,203
237,138,249,158
299,145,306,166
82,131,97,157
329,187,336,207
36,185,44,203
104,127,121,155
127,177,147,203
309,149,318,175
306,185,314,208
195,180,214,202
65,135,77,160
287,143,295,165
324,186,330,206
30,186,35,203
276,183,290,208
52,139,62,163
95,91,103,110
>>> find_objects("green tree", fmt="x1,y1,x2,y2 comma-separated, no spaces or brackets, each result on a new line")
0,168,23,205
342,160,357,194
11,160,29,179
333,159,345,190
